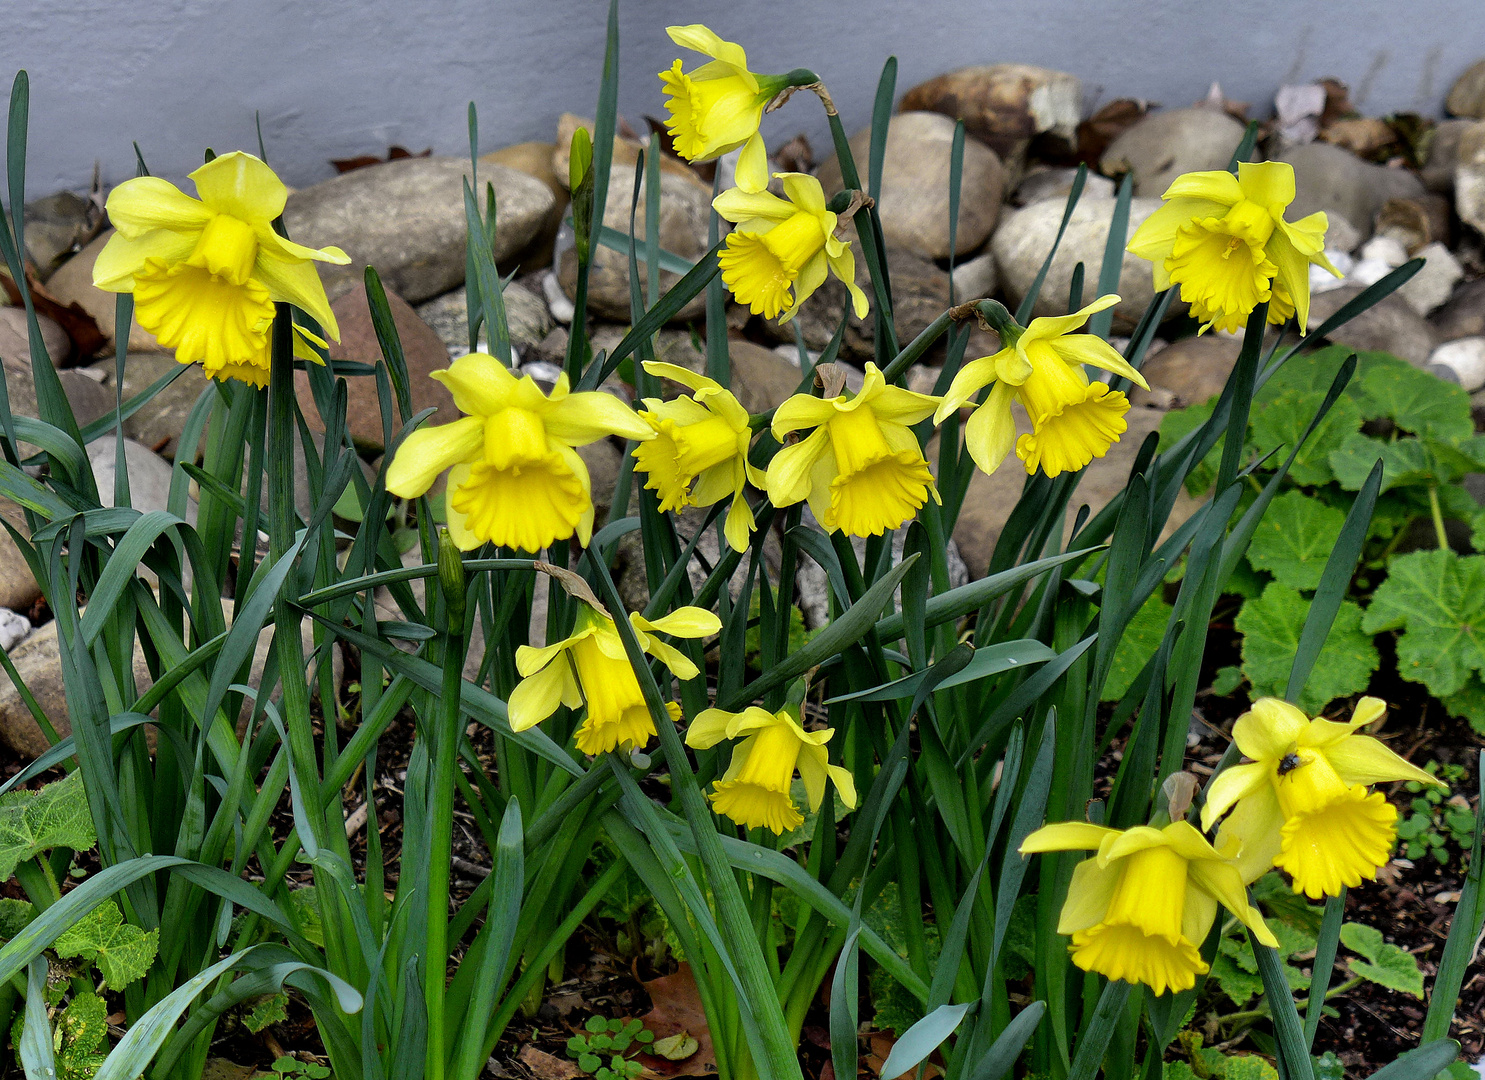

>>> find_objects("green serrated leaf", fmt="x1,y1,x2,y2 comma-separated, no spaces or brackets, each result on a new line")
1237,583,1379,713
0,897,36,939
1362,549,1485,698
285,886,325,949
1250,389,1362,486
1212,949,1265,1006
1158,399,1222,496
1340,922,1424,997
52,900,160,991
245,992,289,1034
1212,665,1245,697
1246,490,1348,591
56,990,109,1080
1224,1056,1281,1080
1330,432,1459,493
1101,589,1173,702
1354,355,1473,439
0,771,97,881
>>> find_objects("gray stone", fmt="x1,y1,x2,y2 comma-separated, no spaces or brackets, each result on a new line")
951,250,999,302
1100,108,1250,197
1455,122,1485,235
1278,142,1426,243
1397,242,1464,316
1013,167,1115,207
44,229,162,353
58,369,114,427
815,112,1006,261
0,608,29,651
108,352,213,459
88,438,189,518
557,163,712,323
1307,284,1438,366
414,279,554,359
282,157,555,304
1130,334,1241,410
0,305,71,368
1447,58,1485,119
1421,119,1477,193
1431,277,1485,342
21,191,100,280
795,520,969,630
993,196,1172,333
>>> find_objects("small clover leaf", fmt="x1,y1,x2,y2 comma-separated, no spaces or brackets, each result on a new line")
579,1053,602,1073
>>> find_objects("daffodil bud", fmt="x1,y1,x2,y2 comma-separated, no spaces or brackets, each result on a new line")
438,528,466,634
569,128,595,263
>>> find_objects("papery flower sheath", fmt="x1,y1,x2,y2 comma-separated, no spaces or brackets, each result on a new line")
933,296,1149,479
510,603,720,756
659,24,787,192
767,362,939,537
1201,697,1442,899
713,172,869,323
1021,820,1277,995
93,151,349,386
632,361,767,552
1127,161,1340,334
685,706,857,835
385,353,654,552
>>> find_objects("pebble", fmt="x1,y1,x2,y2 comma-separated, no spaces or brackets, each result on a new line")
1430,277,1485,341
0,306,71,369
543,269,575,324
1099,108,1251,197
1307,284,1437,366
1310,249,1355,294
951,250,1000,302
1446,58,1485,119
414,279,553,359
1279,142,1426,244
815,112,1006,261
1397,243,1463,317
1349,235,1408,288
1454,121,1485,234
0,608,30,651
898,64,1082,163
1012,167,1115,207
1426,337,1485,392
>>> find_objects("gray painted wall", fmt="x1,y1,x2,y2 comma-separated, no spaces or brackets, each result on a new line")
6,0,1482,197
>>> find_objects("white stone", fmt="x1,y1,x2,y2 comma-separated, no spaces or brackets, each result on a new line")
0,608,30,651
542,269,575,324
1398,242,1464,316
1358,235,1409,267
1350,257,1397,288
1427,337,1485,392
1311,249,1354,293
950,250,999,302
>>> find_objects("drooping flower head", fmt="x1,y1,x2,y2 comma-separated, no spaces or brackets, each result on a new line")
632,361,767,552
713,173,870,324
385,353,654,552
685,706,857,835
934,296,1150,479
660,25,788,192
1127,161,1340,334
93,151,349,385
1021,820,1277,995
767,363,939,537
511,602,720,756
1201,697,1442,899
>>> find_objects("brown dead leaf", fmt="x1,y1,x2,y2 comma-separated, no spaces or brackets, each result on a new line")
0,269,100,361
519,1045,583,1080
1075,98,1150,164
330,146,432,174
866,1033,942,1080
774,133,814,175
637,965,717,1077
1320,117,1400,159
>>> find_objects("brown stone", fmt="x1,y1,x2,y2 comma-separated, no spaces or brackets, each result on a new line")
550,114,706,192
0,306,70,368
296,286,456,453
1131,335,1242,410
0,500,40,612
43,230,160,354
1431,277,1485,342
1446,58,1485,119
898,64,1082,164
481,141,568,272
107,352,213,460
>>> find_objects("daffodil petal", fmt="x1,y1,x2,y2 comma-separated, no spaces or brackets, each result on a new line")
771,394,840,438
508,656,570,730
735,131,769,193
105,178,213,238
1052,334,1150,390
253,249,340,337
1189,859,1278,947
443,463,481,550
780,173,827,215
385,416,484,497
685,708,736,749
667,24,750,74
1057,856,1121,934
637,606,723,638
766,426,829,506
1160,170,1243,205
713,186,794,224
1236,160,1296,208
1200,761,1270,831
546,390,653,445
190,151,288,223
92,228,197,290
1232,697,1309,760
723,487,756,552
431,353,517,415
1020,821,1118,853
935,355,998,420
1324,735,1440,787
964,380,1018,474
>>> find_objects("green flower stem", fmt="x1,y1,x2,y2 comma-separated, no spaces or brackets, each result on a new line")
1428,483,1449,551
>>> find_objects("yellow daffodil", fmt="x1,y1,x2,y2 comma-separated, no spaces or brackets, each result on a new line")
685,706,857,835
385,353,654,552
1021,820,1277,995
510,602,720,756
934,296,1150,479
660,25,790,192
767,362,939,537
1127,161,1340,334
93,151,349,385
713,173,869,323
1201,697,1442,899
632,361,767,552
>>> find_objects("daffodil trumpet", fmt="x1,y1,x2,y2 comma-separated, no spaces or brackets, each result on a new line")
1021,819,1278,995
1201,697,1443,899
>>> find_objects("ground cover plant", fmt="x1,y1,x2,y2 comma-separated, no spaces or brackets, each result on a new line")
0,7,1481,1080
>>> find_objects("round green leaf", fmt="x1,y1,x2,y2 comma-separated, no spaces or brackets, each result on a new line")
1236,583,1378,712
1245,491,1347,591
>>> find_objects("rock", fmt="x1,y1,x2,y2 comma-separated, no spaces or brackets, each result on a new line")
951,250,999,302
1130,335,1241,409
22,191,98,280
414,279,553,359
1397,242,1464,316
814,113,1006,260
542,269,575,324
1320,117,1401,159
0,501,39,612
556,163,713,323
44,230,160,353
1013,167,1115,207
88,438,183,516
0,334,109,437
1307,284,1437,366
1278,142,1426,243
1455,122,1485,234
1427,337,1485,392
551,114,705,191
1373,195,1450,253
0,616,154,760
1350,234,1409,287
1431,277,1485,341
58,369,114,427
480,141,568,271
1446,58,1485,118
648,332,805,415
0,608,29,651
1311,249,1355,294
108,353,212,459
0,306,71,369
282,157,555,304
795,523,969,630
1099,108,1250,197
993,196,1171,332
951,405,1192,577
297,285,455,453
1422,120,1477,192
898,65,1082,164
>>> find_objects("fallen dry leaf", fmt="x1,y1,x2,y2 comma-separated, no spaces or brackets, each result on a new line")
866,1032,943,1080
637,965,717,1077
519,1045,583,1080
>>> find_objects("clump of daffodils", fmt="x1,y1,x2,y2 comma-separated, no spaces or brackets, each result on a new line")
93,151,348,387
386,353,654,552
1127,161,1340,334
934,297,1149,479
1201,697,1443,899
